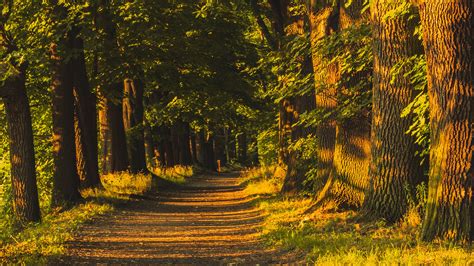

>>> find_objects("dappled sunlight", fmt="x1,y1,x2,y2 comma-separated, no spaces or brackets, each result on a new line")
60,173,298,264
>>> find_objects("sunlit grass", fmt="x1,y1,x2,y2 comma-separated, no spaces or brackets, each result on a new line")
243,166,474,265
101,171,152,195
0,201,112,264
240,165,285,195
151,165,194,184
0,167,195,264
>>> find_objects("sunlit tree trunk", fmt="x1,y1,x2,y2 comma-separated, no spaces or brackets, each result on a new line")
361,0,423,222
123,79,147,173
307,0,339,194
419,0,474,242
314,0,371,209
1,66,41,223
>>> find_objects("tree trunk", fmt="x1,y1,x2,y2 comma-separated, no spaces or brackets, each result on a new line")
1,68,41,223
160,126,175,167
312,0,371,210
203,133,217,171
361,0,423,223
214,128,227,166
99,85,130,174
144,119,157,168
71,32,101,188
123,79,147,173
51,36,82,205
237,132,247,164
190,131,198,164
419,0,474,242
177,122,192,166
308,1,339,193
281,18,317,194
196,131,205,165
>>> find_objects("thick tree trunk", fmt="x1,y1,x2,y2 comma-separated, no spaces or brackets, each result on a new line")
51,38,82,205
123,79,147,173
308,1,339,193
71,33,101,188
313,0,371,209
361,0,422,223
419,0,474,242
1,69,41,223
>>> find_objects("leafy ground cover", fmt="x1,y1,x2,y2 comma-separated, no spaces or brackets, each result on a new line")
241,166,474,265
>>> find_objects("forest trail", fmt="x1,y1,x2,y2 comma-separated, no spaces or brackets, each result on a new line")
58,172,297,265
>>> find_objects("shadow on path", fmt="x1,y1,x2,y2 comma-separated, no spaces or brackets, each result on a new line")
57,172,298,265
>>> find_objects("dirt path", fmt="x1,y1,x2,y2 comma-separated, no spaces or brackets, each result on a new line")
59,173,298,265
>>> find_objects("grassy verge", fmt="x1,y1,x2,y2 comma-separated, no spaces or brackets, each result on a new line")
0,166,194,264
241,166,474,265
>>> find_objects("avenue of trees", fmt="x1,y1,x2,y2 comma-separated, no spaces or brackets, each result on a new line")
0,0,472,244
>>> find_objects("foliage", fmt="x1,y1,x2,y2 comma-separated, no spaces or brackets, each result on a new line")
396,55,429,163
241,167,473,264
240,165,285,195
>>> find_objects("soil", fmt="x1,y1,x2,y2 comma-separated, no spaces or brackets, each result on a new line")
57,172,302,265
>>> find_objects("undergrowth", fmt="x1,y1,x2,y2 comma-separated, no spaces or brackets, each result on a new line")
0,167,194,264
241,166,474,265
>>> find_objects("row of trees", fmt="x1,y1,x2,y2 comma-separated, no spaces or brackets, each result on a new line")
252,0,473,243
1,0,472,245
0,1,256,228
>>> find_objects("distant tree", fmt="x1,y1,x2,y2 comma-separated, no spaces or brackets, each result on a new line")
123,79,147,173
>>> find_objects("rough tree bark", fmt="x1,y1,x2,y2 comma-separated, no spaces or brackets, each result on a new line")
1,66,41,223
312,0,371,210
308,0,339,194
361,0,423,222
50,29,82,205
419,0,474,242
123,79,147,173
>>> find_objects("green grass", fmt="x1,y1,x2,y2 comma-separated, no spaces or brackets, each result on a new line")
0,168,194,264
151,165,195,184
241,166,474,265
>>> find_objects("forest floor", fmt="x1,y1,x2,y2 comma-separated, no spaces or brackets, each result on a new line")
56,172,301,265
